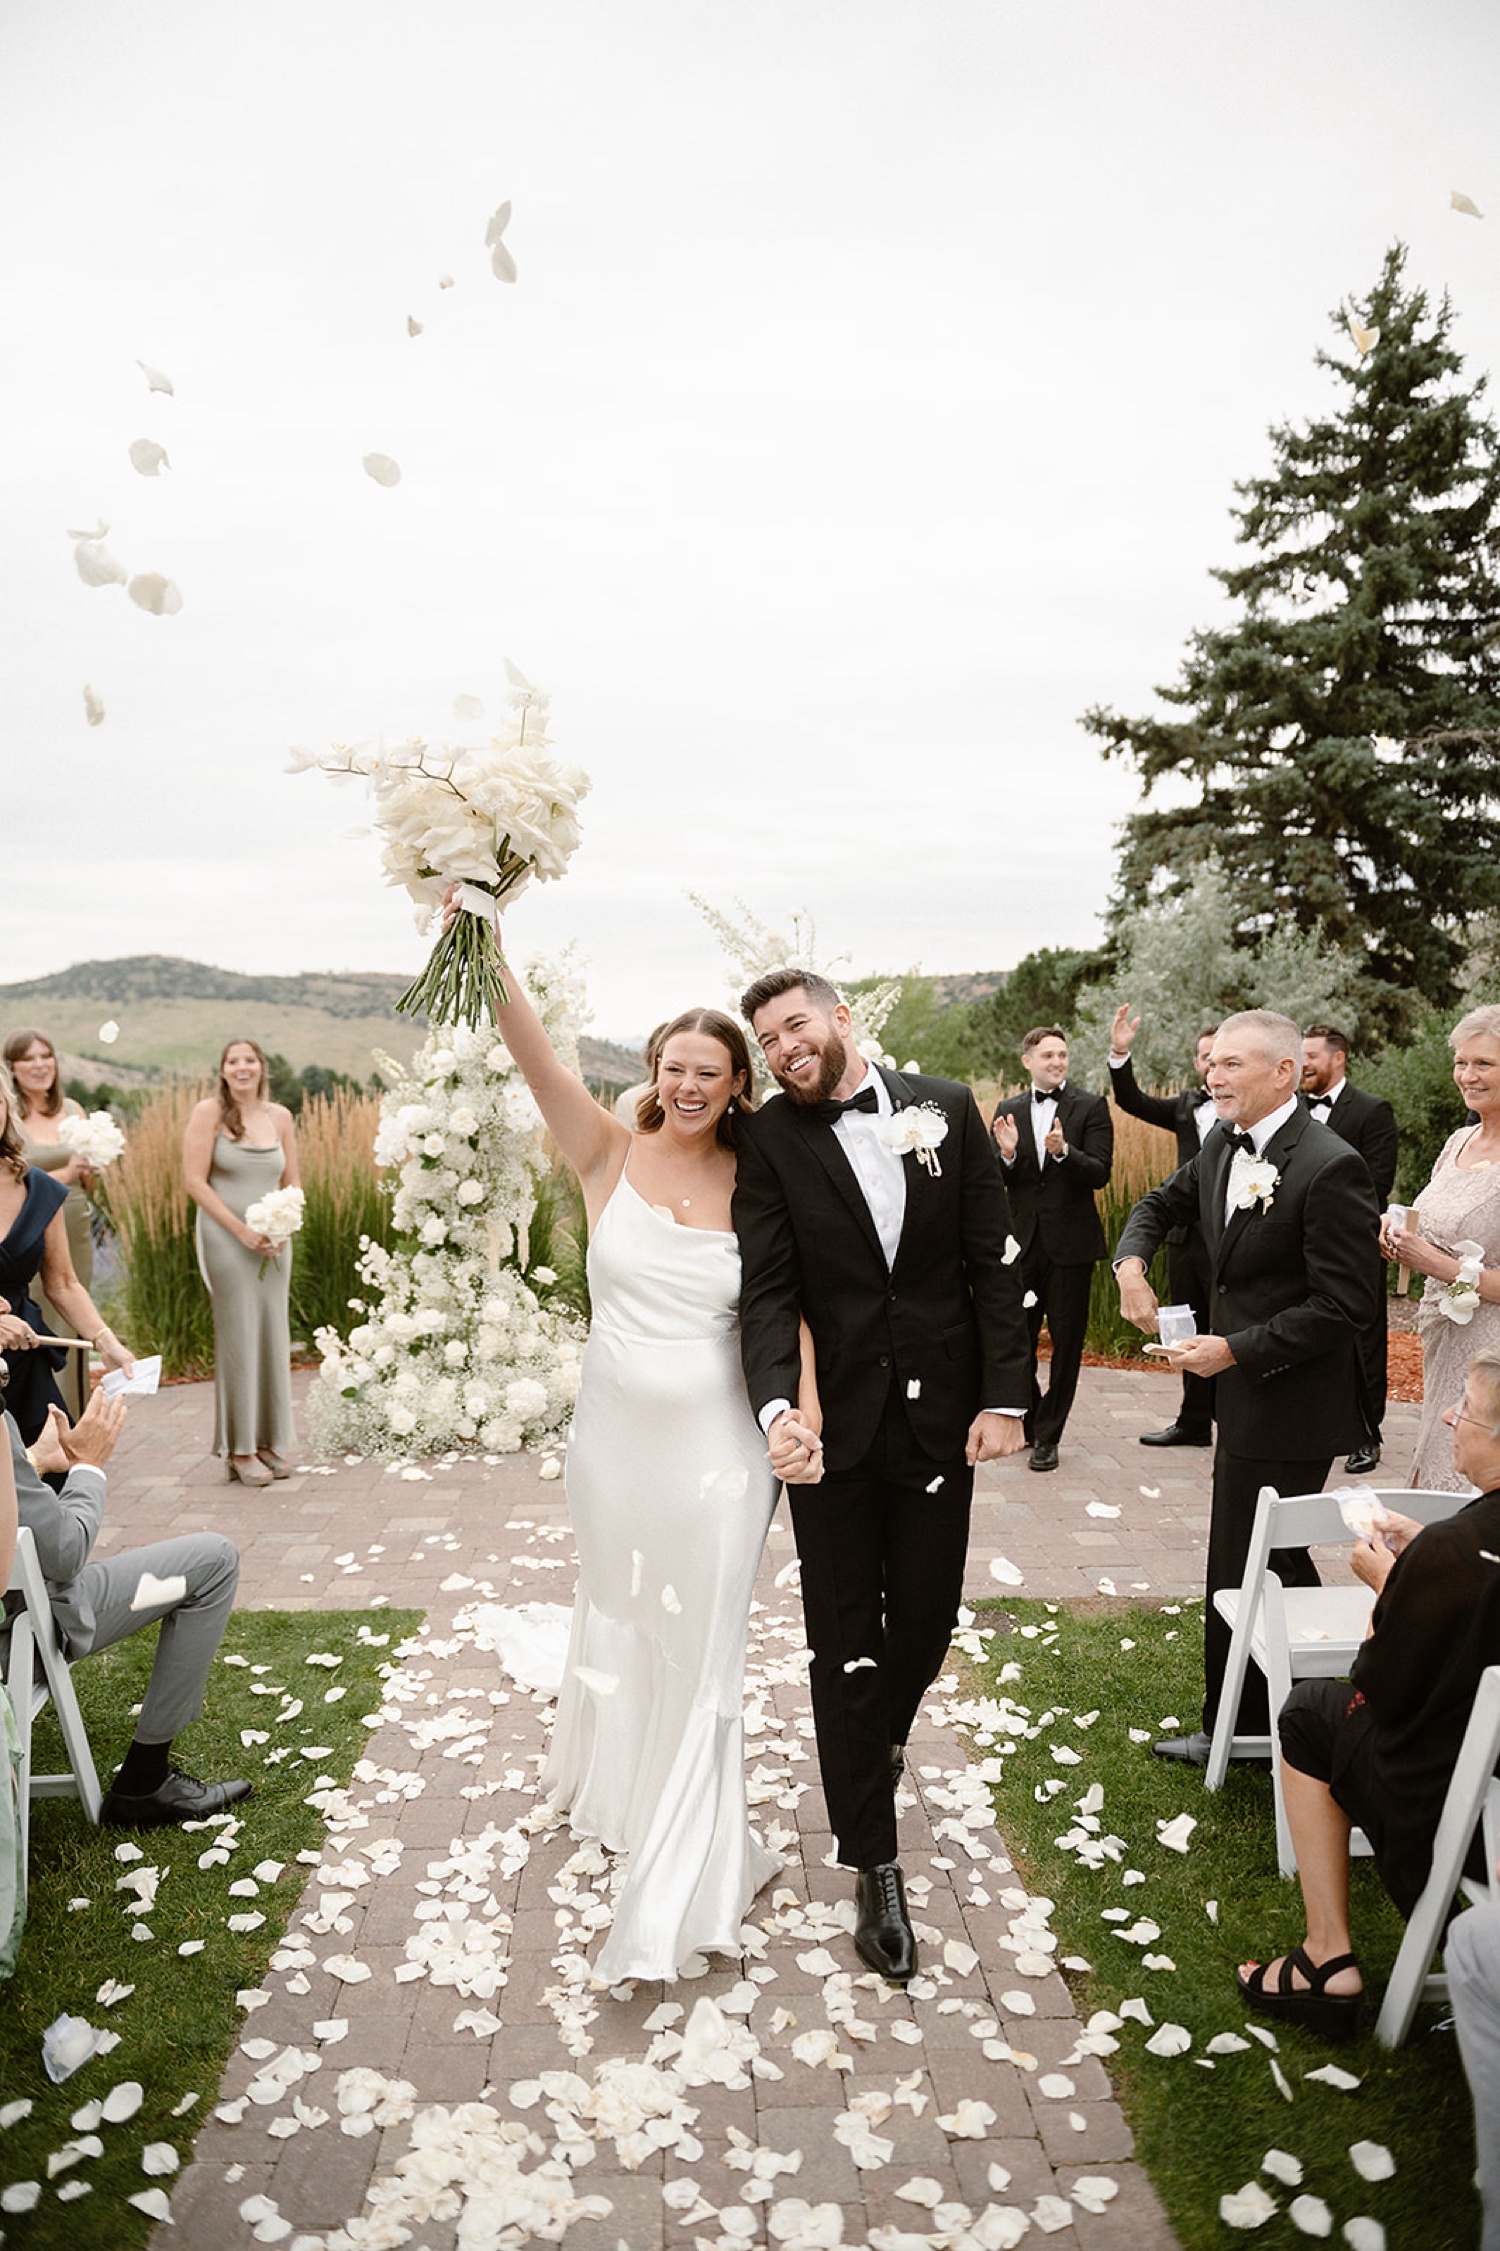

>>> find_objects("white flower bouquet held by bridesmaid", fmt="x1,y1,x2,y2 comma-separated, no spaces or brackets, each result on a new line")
243,1184,305,1278
289,663,589,1029
55,1110,126,1170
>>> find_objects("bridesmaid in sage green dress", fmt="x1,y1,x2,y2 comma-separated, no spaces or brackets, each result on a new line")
183,1039,299,1488
4,1029,96,1422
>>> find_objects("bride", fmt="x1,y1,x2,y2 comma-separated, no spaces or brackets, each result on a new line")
470,918,815,1983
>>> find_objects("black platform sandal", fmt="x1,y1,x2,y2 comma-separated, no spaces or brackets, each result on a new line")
1236,1945,1362,2042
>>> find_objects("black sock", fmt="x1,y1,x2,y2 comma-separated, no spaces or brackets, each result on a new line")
112,1738,171,1797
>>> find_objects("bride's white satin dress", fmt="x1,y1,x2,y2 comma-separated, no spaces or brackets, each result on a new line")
542,1170,780,1982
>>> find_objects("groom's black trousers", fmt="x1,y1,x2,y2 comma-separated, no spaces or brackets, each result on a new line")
788,1397,972,1870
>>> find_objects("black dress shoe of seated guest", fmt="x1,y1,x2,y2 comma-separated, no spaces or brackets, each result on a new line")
1029,1441,1060,1471
1345,1446,1380,1475
1151,1731,1213,1767
100,1765,254,1829
854,1861,917,1982
1140,1422,1212,1447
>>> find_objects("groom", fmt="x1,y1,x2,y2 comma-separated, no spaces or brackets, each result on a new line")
734,970,1030,1980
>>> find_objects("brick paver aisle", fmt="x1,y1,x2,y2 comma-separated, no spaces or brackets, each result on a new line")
106,1367,1417,2249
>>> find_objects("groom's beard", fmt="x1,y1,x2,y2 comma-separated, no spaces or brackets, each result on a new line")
772,1033,846,1106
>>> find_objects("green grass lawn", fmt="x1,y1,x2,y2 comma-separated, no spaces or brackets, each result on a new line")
0,1604,421,2249
960,1596,1481,2251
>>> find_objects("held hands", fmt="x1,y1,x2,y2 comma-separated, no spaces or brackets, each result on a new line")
767,1411,824,1486
992,1111,1019,1163
1110,1004,1141,1054
1043,1122,1066,1159
239,1224,279,1257
967,1410,1025,1466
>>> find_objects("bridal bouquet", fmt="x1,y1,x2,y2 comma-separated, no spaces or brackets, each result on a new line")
56,1110,126,1170
244,1184,305,1277
291,663,589,1030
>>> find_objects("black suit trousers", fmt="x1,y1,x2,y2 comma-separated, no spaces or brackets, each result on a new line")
1166,1229,1214,1441
1023,1253,1094,1445
1203,1447,1330,1734
787,1397,973,1869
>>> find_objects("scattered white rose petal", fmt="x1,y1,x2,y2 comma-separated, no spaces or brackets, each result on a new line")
1343,2221,1385,2251
1290,2194,1333,2235
75,541,127,587
1452,190,1484,218
406,315,424,336
1158,1812,1197,1852
363,453,402,487
142,2143,179,2176
177,1940,205,1957
1207,2032,1252,2055
128,438,170,475
137,360,174,394
1271,2058,1294,2102
1263,2149,1304,2185
1032,2195,1074,2233
131,1572,187,1611
1071,2176,1118,2213
937,2098,994,2137
1086,1501,1120,1518
988,1555,1025,1586
661,1585,682,1614
1221,2180,1278,2228
1022,1291,1038,1309
0,2103,31,2129
98,1023,118,1044
1038,2072,1076,2098
322,1956,372,1983
102,2082,144,2123
83,684,105,725
1,2183,40,2212
1305,2064,1361,2091
1348,2141,1394,2182
1140,1485,1161,1498
485,199,518,283
843,1656,877,1673
1144,2023,1191,2056
127,573,183,615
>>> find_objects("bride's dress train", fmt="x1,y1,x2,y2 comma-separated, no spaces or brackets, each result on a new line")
542,1171,780,1982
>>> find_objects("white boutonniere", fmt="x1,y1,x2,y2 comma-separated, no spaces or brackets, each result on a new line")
883,1102,949,1177
1228,1150,1279,1212
1439,1239,1485,1325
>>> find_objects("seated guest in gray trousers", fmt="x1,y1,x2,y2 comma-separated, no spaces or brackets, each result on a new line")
1450,1897,1500,2251
4,1389,250,1827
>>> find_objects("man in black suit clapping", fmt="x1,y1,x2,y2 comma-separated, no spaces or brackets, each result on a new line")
1107,1005,1220,1450
1301,1024,1399,1475
1114,1011,1380,1764
992,1027,1114,1472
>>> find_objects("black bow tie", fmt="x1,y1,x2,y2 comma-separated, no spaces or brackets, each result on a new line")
1308,1095,1332,1113
813,1085,879,1125
1226,1127,1256,1155
1033,1086,1062,1104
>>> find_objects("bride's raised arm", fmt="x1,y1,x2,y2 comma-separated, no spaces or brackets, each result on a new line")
443,891,626,1193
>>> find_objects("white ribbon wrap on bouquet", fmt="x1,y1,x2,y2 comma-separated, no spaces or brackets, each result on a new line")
457,883,499,923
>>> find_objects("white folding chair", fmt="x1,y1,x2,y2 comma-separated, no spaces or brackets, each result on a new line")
5,1527,102,1860
1206,1486,1463,1876
1375,1663,1500,2048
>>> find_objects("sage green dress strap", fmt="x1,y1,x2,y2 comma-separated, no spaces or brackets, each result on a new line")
195,1134,296,1459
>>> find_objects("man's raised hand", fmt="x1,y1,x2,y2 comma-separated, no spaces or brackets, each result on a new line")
1110,1003,1141,1054
49,1390,127,1471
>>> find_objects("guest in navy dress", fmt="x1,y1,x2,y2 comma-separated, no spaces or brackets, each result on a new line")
0,1065,132,1442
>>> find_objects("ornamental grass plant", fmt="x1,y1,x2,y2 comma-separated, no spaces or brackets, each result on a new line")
99,1084,392,1376
0,1605,422,2249
960,1596,1479,2250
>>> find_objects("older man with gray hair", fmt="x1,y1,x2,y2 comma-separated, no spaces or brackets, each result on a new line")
1114,1009,1381,1763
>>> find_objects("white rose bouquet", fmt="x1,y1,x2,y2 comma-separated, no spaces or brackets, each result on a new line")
290,663,589,1030
56,1110,126,1170
244,1184,306,1277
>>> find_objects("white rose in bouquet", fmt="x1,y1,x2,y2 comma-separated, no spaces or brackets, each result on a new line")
244,1184,305,1276
293,662,590,1029
57,1110,127,1170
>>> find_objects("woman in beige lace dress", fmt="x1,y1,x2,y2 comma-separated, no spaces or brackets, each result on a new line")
1385,1004,1500,1491
4,1029,95,1420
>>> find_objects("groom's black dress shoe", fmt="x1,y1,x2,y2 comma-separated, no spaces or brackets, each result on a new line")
1140,1423,1211,1448
1151,1732,1213,1767
854,1862,917,1982
101,1765,254,1829
1029,1441,1059,1472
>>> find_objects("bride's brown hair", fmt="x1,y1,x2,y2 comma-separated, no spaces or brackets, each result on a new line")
633,1010,755,1148
216,1038,270,1143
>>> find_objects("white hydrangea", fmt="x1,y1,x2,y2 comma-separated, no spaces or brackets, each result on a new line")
309,953,587,1459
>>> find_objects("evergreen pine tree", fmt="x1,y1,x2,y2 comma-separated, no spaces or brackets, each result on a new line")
1083,244,1500,1030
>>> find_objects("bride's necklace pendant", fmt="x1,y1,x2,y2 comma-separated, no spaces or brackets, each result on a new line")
680,1197,691,1207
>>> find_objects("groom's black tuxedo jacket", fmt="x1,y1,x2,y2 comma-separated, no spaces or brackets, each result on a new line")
990,1083,1113,1266
1114,1107,1381,1458
734,1068,1031,1477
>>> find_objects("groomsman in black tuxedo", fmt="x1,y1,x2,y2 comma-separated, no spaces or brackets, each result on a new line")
1114,1010,1380,1764
1301,1024,1400,1475
991,1028,1114,1471
1107,1006,1221,1449
734,970,1030,1982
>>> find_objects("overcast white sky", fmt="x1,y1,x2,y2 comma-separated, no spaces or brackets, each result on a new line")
4,0,1498,1040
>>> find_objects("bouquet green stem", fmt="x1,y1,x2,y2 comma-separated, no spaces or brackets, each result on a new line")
397,888,512,1029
